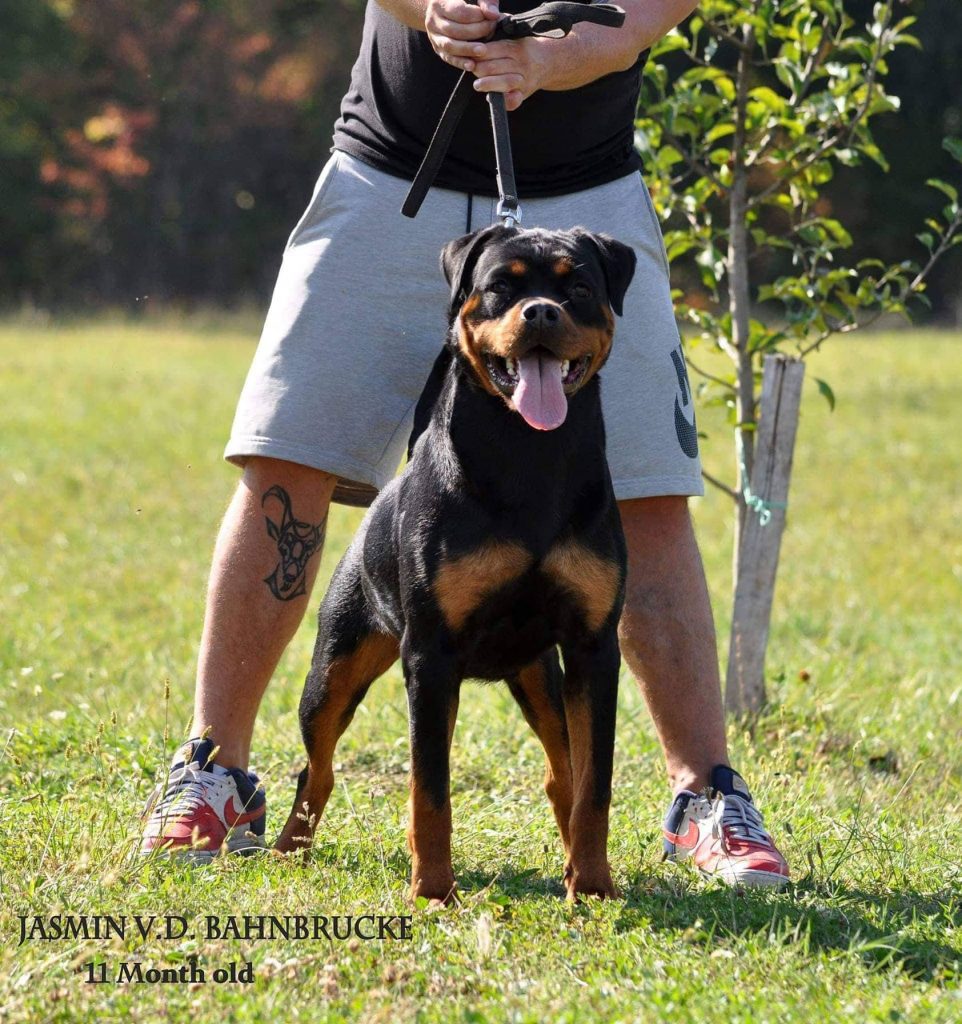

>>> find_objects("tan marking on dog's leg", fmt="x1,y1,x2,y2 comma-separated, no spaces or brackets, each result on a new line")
511,661,573,860
408,786,456,906
563,697,616,900
434,540,532,632
407,692,459,906
543,541,621,634
276,633,399,853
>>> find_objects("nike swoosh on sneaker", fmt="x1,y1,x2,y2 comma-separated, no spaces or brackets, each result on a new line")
664,818,699,850
224,796,263,827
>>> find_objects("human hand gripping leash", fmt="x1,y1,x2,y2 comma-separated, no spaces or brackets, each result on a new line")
402,0,626,226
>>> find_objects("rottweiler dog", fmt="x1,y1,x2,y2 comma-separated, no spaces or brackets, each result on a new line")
276,224,637,903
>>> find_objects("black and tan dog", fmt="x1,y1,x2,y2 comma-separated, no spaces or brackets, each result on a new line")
277,224,637,903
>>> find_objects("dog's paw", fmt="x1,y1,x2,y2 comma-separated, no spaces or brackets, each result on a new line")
564,865,618,902
409,874,458,908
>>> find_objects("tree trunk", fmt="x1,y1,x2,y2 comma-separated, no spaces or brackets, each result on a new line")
725,355,806,715
729,23,755,584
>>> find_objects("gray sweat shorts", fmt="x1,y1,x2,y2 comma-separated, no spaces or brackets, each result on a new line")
225,151,703,506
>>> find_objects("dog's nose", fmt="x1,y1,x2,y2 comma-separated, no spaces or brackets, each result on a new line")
521,301,561,328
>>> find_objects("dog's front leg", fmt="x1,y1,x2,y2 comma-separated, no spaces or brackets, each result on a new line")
560,632,620,900
403,644,461,906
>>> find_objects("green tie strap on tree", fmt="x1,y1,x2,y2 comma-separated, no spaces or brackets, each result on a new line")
739,453,787,528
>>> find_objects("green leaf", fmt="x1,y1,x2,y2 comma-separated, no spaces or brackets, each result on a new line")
859,144,890,172
665,236,700,262
821,219,854,247
705,123,735,144
926,178,958,204
713,75,736,102
943,137,962,163
748,86,787,113
774,59,802,94
651,30,689,56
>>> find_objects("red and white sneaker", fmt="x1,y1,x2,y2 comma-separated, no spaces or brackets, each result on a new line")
662,765,790,888
140,737,267,860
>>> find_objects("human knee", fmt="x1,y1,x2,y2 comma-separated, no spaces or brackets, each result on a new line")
618,494,692,539
618,591,663,651
241,455,337,494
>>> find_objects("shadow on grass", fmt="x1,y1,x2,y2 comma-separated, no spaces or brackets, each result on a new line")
448,861,960,982
457,864,568,901
288,849,960,982
616,874,961,982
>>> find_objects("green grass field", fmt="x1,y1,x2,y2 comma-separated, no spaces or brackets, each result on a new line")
1,319,960,1022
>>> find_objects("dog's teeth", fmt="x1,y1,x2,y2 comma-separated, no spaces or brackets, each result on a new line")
507,358,518,378
561,360,570,376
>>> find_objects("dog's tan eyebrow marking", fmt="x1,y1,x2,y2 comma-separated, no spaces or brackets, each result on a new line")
508,260,528,276
553,258,575,275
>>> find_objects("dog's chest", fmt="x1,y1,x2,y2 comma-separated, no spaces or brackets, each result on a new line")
432,539,621,670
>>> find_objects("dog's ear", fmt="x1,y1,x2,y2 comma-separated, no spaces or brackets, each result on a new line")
573,230,637,317
441,224,515,317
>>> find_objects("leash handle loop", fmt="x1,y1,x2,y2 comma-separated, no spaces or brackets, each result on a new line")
499,3,626,39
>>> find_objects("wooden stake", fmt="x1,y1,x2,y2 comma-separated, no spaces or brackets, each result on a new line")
725,355,806,715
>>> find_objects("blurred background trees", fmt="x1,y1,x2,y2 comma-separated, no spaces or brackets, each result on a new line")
0,0,364,308
0,0,959,315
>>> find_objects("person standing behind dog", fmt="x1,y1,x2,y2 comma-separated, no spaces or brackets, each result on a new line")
141,0,790,888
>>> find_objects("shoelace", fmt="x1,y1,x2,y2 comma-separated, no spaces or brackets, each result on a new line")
711,791,771,847
150,764,215,819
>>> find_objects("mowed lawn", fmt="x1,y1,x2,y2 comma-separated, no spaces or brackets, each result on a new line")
1,319,960,1023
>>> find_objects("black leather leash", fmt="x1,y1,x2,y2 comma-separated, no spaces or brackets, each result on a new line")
401,0,626,226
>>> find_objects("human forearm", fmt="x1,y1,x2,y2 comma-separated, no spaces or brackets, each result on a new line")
535,0,701,90
377,0,701,111
469,0,700,109
375,0,429,31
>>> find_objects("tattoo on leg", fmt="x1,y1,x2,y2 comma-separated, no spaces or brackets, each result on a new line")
262,485,326,601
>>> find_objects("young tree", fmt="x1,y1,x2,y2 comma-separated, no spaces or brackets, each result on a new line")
637,0,962,713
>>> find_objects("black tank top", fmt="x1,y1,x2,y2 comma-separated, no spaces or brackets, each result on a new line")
332,1,644,197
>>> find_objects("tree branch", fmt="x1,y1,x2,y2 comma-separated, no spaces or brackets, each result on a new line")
796,208,962,358
704,19,751,53
659,128,726,189
702,469,739,501
908,211,962,292
686,354,736,392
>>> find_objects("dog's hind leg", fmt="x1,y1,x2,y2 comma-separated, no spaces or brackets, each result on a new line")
276,561,399,854
276,630,398,853
507,650,574,871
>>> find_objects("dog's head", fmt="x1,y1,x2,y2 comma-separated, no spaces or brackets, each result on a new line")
441,225,636,431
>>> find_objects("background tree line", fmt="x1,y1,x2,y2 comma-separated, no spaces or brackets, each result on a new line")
1,0,958,316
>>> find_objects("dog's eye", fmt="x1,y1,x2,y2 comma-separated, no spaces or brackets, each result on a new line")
488,279,511,295
570,282,592,300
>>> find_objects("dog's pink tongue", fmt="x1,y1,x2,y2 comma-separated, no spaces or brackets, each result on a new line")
512,352,567,430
